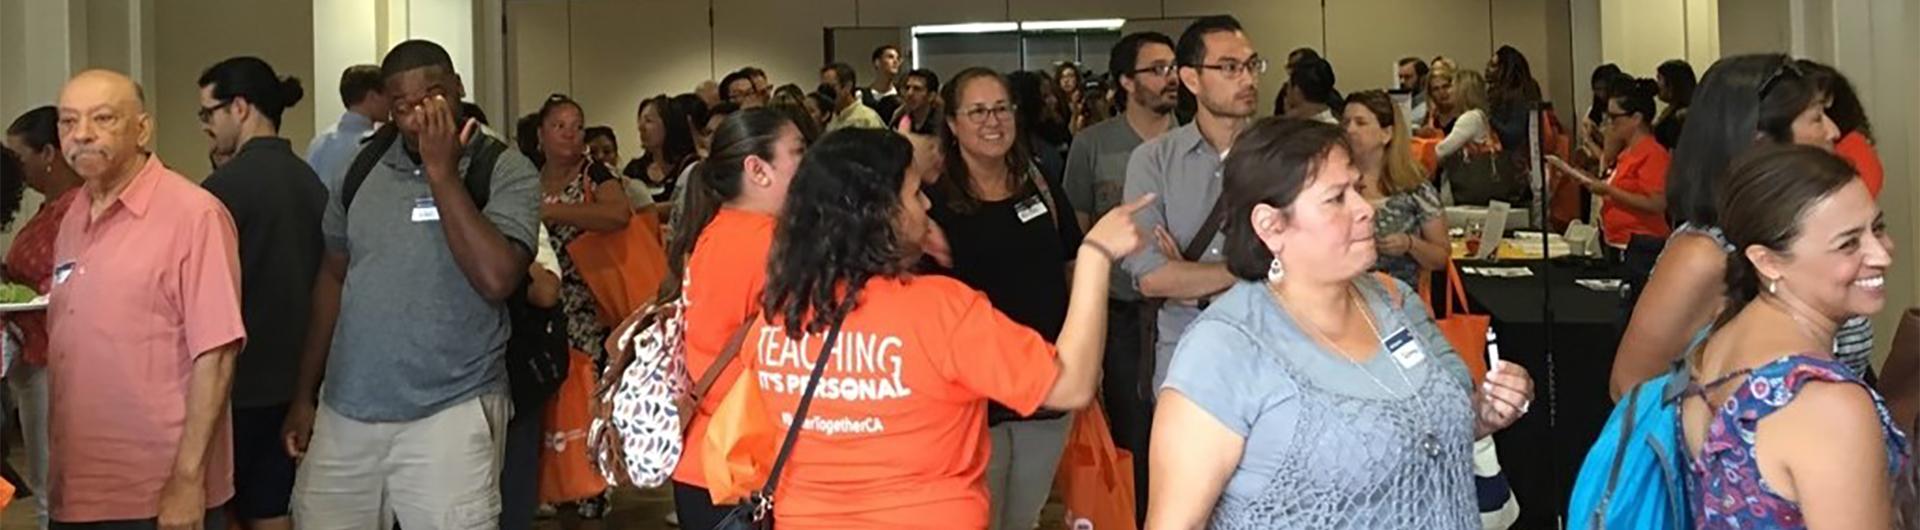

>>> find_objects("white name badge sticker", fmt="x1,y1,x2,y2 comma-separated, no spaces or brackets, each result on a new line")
52,261,75,285
1015,195,1049,224
1384,327,1426,369
411,196,440,222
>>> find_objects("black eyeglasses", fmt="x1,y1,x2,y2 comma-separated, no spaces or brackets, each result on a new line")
1757,61,1805,101
197,100,233,124
1188,57,1269,79
1128,64,1177,77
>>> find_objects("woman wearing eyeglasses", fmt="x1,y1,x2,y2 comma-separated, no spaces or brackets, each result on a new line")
1608,54,1844,399
923,67,1087,530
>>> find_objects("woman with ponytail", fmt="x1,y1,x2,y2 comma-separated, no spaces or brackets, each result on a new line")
654,108,806,530
1681,145,1906,529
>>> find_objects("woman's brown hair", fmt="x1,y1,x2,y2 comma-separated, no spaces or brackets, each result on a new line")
1345,90,1426,196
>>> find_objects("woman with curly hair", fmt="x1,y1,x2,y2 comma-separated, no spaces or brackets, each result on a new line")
745,128,1149,529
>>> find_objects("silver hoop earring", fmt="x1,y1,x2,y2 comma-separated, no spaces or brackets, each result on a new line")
1267,258,1286,283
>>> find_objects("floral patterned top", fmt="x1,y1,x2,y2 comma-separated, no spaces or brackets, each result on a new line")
1369,183,1442,287
542,161,619,368
1688,355,1910,529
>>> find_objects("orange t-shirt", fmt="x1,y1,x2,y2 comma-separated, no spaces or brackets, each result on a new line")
1601,135,1672,247
1835,131,1883,198
673,208,776,487
749,275,1061,530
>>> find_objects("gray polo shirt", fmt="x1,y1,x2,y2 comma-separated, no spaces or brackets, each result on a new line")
320,131,541,422
1065,117,1150,301
1121,122,1228,389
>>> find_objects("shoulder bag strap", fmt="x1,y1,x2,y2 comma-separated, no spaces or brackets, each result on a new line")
688,310,761,404
758,318,846,497
1024,165,1061,231
1182,194,1232,261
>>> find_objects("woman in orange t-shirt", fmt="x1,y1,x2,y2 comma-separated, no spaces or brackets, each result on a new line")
1801,61,1884,198
746,128,1149,529
652,107,807,529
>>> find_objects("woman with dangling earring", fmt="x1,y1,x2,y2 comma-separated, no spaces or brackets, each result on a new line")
1145,118,1535,529
1679,145,1905,529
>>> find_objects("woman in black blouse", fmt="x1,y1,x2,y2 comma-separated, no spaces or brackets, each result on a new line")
622,94,698,206
929,67,1085,530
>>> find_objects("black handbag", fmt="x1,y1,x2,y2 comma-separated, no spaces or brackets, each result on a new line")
711,317,846,530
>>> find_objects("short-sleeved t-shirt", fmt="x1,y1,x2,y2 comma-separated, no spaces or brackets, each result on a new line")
320,131,541,422
202,137,328,408
1161,278,1472,506
49,155,246,521
1600,135,1671,247
672,207,775,486
1064,117,1151,300
751,275,1061,530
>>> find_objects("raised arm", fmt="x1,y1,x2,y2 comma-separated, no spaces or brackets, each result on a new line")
1609,235,1726,398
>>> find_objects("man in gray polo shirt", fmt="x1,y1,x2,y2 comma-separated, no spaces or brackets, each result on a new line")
1124,15,1263,392
1063,29,1177,524
285,40,538,530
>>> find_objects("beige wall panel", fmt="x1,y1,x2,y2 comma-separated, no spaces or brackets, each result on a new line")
565,0,711,139
854,0,1007,28
506,0,571,125
1327,0,1492,96
1008,0,1163,21
714,0,856,94
153,0,314,181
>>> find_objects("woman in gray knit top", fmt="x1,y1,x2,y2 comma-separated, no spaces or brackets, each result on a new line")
1145,119,1535,529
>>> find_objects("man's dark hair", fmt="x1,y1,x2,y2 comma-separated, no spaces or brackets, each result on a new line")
380,39,456,81
198,56,305,128
1177,16,1243,68
740,66,767,80
1109,31,1175,104
1289,56,1340,110
1398,57,1429,79
904,69,941,93
872,44,900,62
720,70,754,103
822,62,858,91
338,64,383,107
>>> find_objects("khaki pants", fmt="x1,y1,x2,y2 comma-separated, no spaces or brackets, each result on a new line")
293,393,510,530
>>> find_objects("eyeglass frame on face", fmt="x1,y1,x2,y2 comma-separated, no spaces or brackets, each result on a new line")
1186,56,1269,79
197,99,234,125
957,102,1017,125
1127,63,1178,78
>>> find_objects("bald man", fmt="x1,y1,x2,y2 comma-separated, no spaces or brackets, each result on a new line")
47,69,244,530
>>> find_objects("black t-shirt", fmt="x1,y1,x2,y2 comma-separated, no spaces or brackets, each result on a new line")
622,154,679,204
201,137,328,408
928,167,1084,342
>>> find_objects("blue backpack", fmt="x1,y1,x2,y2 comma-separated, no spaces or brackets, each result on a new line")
1566,364,1694,529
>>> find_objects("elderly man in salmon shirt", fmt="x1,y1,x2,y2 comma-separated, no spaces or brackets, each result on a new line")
46,69,245,530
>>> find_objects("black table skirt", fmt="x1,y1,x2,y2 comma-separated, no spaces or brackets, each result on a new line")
1452,259,1623,530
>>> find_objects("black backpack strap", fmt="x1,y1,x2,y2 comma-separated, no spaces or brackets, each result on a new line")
340,126,401,214
343,128,507,213
464,136,507,210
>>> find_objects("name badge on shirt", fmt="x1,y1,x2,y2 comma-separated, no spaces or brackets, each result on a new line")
1015,195,1049,224
1384,327,1426,368
411,196,440,222
53,261,75,285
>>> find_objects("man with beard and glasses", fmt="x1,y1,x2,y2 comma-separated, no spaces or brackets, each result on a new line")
1060,29,1177,525
1122,15,1261,399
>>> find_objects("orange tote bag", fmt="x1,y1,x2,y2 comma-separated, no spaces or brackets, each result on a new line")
540,350,610,503
1055,404,1138,530
567,172,671,327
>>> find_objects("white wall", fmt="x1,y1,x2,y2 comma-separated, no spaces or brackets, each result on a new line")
312,0,383,136
1600,0,1718,78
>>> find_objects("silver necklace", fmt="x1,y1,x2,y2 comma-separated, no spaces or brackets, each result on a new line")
1267,283,1442,458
